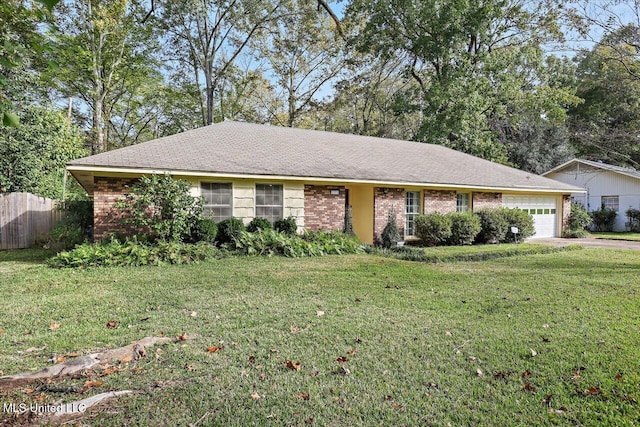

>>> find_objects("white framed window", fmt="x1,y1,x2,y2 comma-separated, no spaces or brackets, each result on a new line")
405,191,420,236
201,182,233,222
256,184,283,223
601,196,619,212
457,193,470,212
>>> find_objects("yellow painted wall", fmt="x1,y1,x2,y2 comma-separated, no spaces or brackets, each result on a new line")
348,185,374,244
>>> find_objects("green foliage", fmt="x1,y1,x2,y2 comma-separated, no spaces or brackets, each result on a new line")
190,218,218,243
590,207,617,232
625,208,640,232
367,243,581,263
229,229,363,257
380,210,401,248
475,208,509,244
0,106,86,198
502,208,535,241
216,217,246,245
247,217,272,233
566,203,592,236
117,174,203,243
48,239,221,268
447,212,481,246
274,216,298,236
43,199,94,251
415,213,452,246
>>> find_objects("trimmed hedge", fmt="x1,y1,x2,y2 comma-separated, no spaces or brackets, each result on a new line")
448,212,481,245
247,217,272,233
229,230,364,257
274,216,298,235
415,213,452,246
475,208,509,244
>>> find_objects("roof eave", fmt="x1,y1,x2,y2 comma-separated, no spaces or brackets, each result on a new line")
67,165,584,194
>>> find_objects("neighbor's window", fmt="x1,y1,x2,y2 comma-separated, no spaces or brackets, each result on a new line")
601,195,619,212
201,182,233,222
456,193,470,212
405,191,420,236
256,184,283,223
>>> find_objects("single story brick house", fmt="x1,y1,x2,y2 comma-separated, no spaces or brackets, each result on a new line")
67,121,583,243
544,158,640,231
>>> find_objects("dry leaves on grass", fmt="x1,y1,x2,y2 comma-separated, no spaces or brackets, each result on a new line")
335,356,348,363
285,361,301,371
523,383,536,393
206,346,223,353
250,392,262,400
296,393,310,400
49,322,60,330
106,321,119,329
584,386,600,396
290,326,301,333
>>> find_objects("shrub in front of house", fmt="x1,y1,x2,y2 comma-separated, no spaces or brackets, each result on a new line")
117,174,204,243
247,217,272,233
564,203,591,238
274,216,298,236
230,229,363,257
626,208,640,232
44,199,94,252
415,213,452,246
217,217,246,245
502,208,535,241
447,212,481,245
48,238,222,268
590,207,617,231
474,208,509,243
380,210,401,248
189,218,218,244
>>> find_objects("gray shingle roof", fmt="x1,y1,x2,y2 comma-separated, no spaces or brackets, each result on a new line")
68,121,581,192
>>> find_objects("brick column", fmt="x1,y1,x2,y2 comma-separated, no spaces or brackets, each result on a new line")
374,188,405,243
472,192,502,210
303,185,346,231
423,190,456,213
93,177,140,241
562,195,571,233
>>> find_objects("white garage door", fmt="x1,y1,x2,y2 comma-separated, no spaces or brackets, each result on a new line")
502,196,558,238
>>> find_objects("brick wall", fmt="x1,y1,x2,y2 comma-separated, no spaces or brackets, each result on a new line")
304,185,346,231
423,190,456,213
374,188,405,242
472,192,502,210
93,177,140,241
562,195,571,233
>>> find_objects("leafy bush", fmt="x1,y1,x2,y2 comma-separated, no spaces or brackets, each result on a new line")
565,203,591,237
217,217,246,245
502,208,535,241
230,229,363,257
448,212,481,245
415,213,452,246
116,174,203,242
189,218,218,243
590,207,617,232
475,208,509,244
626,208,640,232
247,217,272,233
44,199,94,251
274,216,298,236
380,210,401,248
48,239,221,268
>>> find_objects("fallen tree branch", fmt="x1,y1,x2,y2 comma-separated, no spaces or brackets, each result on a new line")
0,336,172,390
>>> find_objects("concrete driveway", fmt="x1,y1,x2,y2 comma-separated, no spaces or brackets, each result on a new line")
530,237,640,250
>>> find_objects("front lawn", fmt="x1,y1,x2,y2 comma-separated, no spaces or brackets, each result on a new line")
1,248,639,425
592,232,640,241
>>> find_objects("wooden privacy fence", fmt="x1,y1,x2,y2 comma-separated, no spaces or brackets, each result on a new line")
0,192,63,250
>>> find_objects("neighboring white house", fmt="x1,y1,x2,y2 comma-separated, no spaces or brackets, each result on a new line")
543,159,640,231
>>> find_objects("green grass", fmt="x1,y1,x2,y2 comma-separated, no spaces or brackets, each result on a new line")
592,232,640,241
1,248,639,426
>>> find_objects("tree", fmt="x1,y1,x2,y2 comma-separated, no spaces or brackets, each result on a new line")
51,0,157,154
0,105,86,199
156,0,284,126
346,0,570,162
0,0,60,126
258,0,344,127
569,40,640,167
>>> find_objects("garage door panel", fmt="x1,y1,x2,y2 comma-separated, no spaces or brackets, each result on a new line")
502,196,557,238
